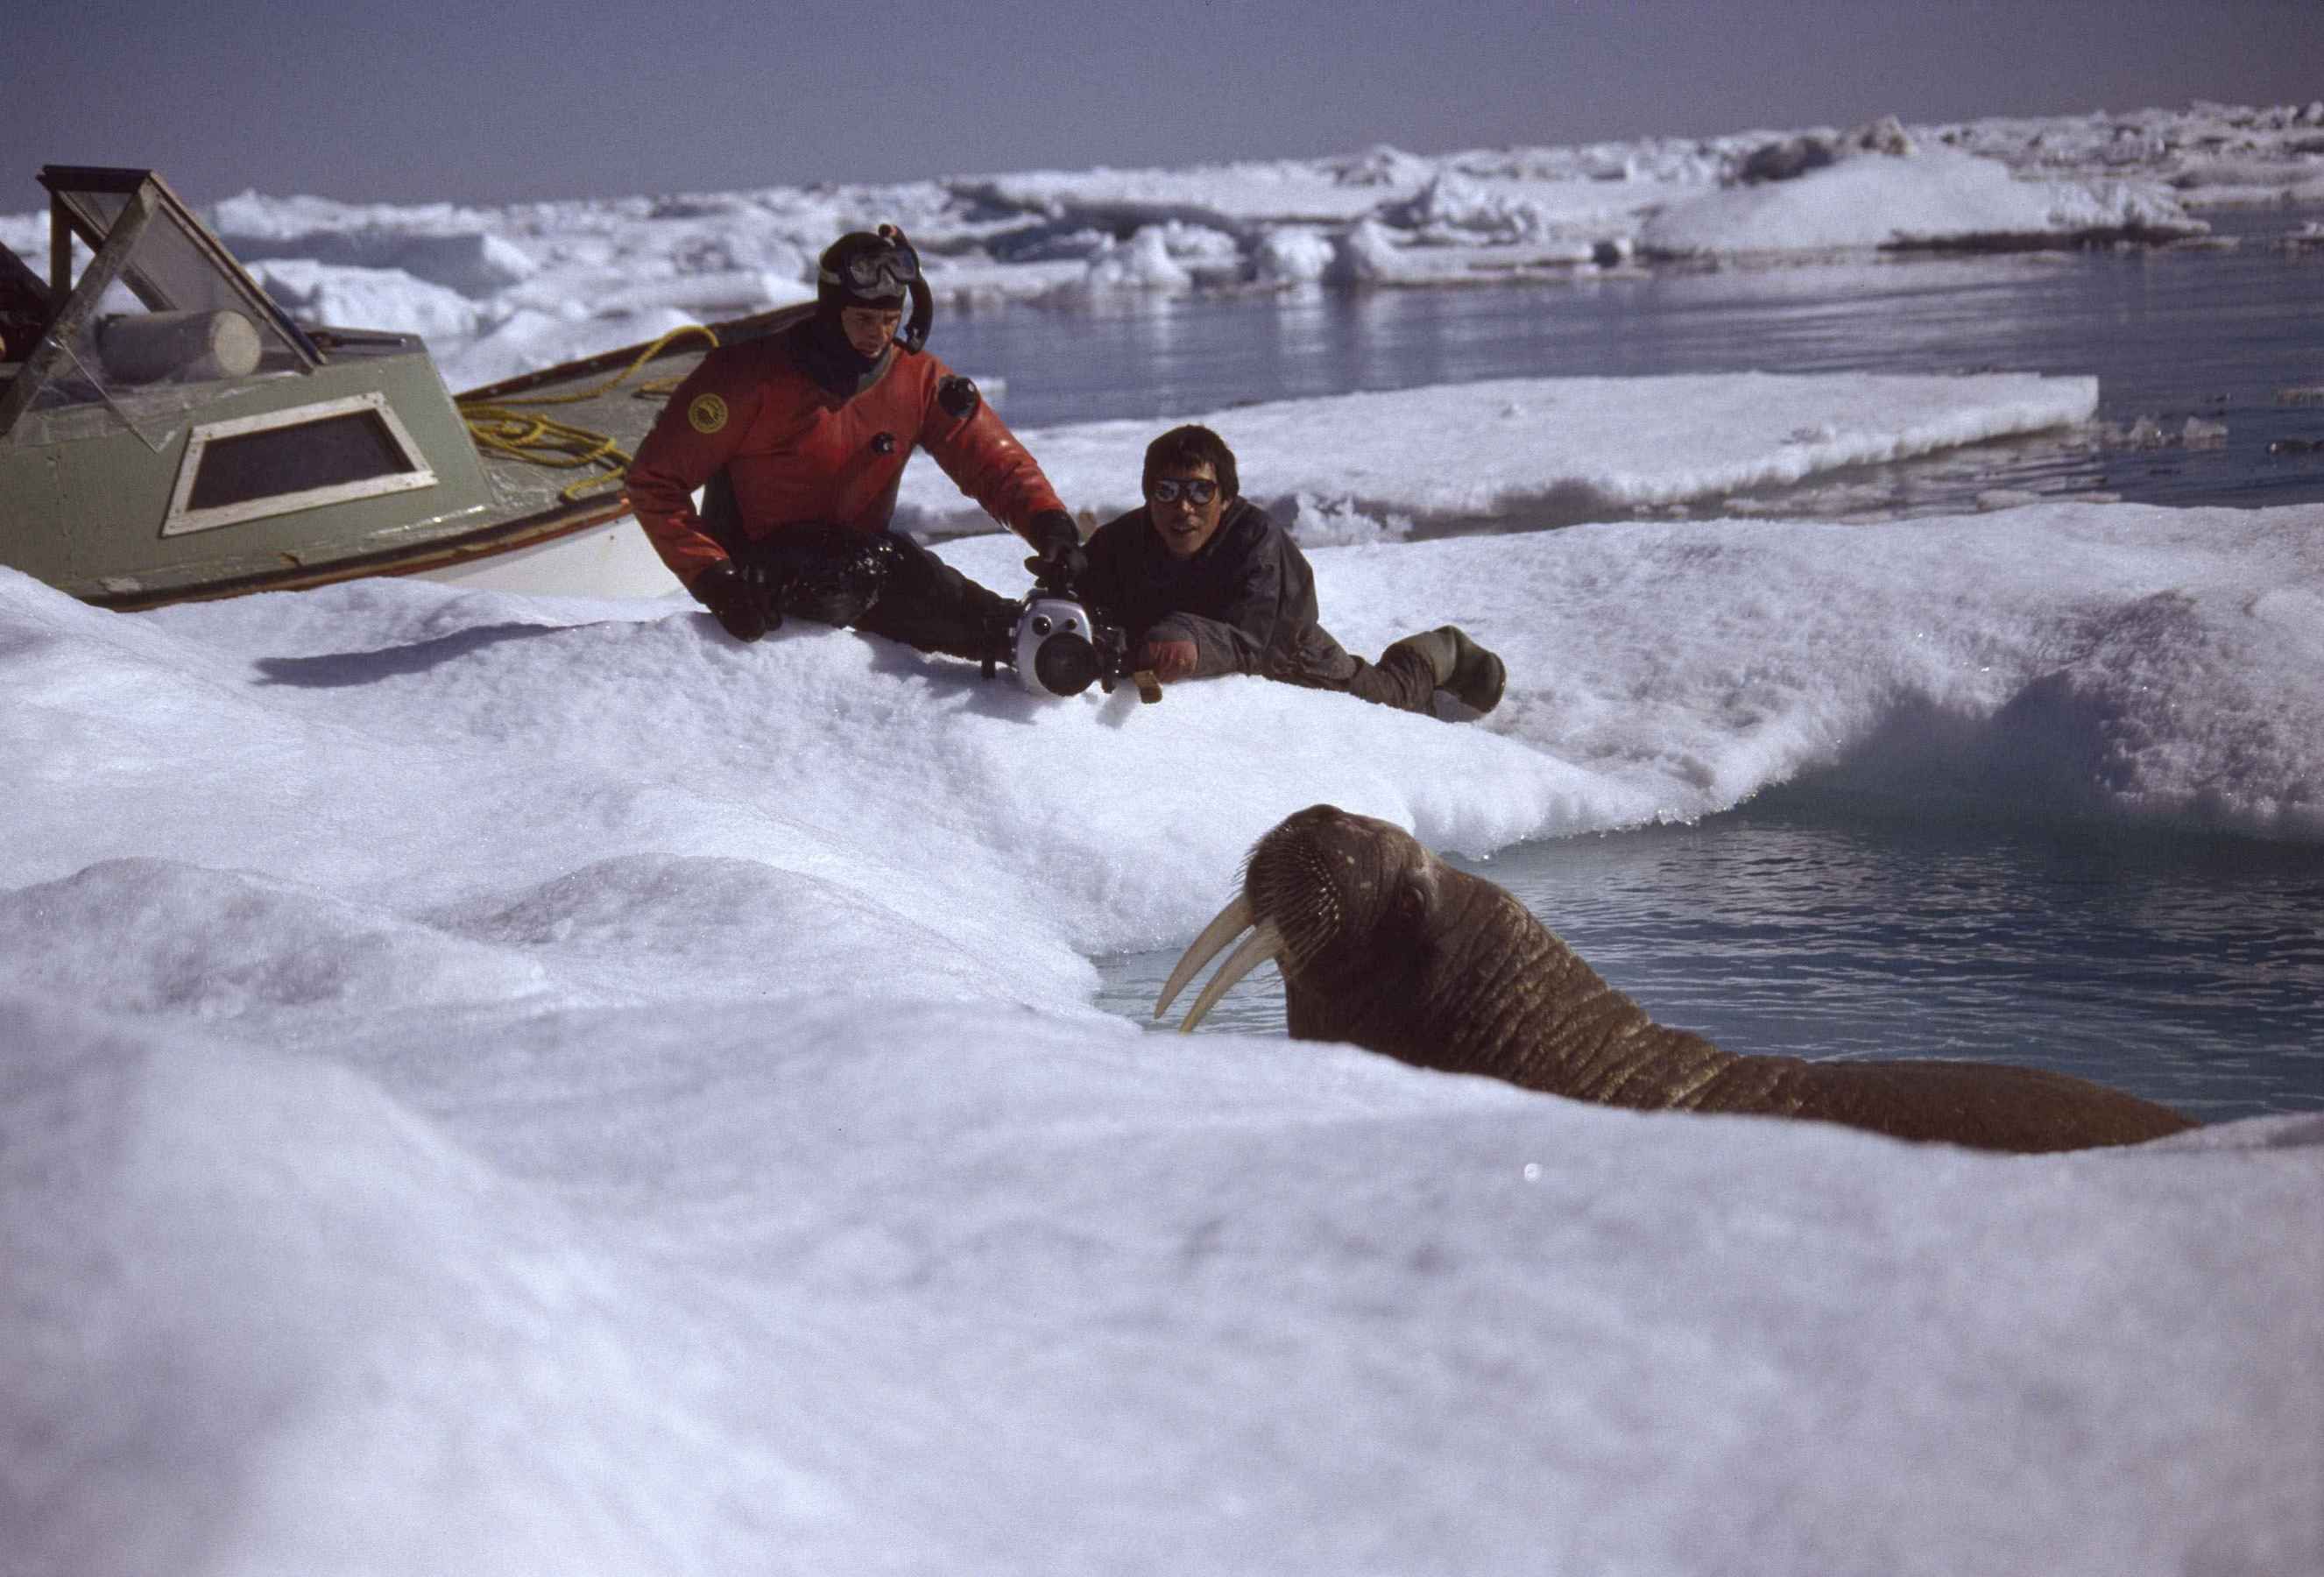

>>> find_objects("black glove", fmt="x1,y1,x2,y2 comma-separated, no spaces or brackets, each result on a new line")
691,560,772,643
1022,509,1088,590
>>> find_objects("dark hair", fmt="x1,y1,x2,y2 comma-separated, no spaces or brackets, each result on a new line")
1142,424,1239,502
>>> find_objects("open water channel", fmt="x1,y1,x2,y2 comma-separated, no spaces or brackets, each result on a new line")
943,211,2324,1122
946,206,2324,518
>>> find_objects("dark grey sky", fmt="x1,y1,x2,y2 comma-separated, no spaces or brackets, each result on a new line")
7,0,2320,206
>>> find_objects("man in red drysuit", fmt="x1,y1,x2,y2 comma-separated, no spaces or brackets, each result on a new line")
626,227,1085,661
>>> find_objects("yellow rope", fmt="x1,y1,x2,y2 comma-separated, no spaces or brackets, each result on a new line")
457,323,721,503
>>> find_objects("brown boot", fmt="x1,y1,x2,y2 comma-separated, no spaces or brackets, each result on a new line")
1386,626,1504,714
1383,626,1459,684
1441,626,1505,714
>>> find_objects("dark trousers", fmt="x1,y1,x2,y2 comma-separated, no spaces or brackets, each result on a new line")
848,533,1016,662
731,527,1014,665
1262,634,1439,713
1340,647,1441,714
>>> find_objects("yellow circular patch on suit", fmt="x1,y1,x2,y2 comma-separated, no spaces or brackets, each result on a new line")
687,393,729,435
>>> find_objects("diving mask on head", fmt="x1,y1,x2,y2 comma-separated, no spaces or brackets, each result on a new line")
816,224,933,352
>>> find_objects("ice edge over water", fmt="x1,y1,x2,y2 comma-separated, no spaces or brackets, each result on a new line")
10,99,2313,391
895,371,2102,538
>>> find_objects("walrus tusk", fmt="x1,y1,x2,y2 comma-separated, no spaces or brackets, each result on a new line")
1155,893,1256,1018
1174,922,1286,1033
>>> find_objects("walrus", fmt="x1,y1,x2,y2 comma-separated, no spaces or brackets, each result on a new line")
1156,804,2196,1153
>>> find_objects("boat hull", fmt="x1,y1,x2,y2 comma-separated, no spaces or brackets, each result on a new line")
1,166,807,612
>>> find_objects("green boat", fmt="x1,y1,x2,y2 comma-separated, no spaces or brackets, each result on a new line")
1,165,801,608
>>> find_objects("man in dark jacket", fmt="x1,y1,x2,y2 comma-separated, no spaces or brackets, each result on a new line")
628,226,1082,662
1076,425,1506,716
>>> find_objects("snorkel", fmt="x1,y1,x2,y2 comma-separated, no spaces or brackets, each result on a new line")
879,223,933,354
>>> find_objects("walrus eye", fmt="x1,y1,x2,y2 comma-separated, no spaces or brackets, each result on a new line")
1395,876,1429,928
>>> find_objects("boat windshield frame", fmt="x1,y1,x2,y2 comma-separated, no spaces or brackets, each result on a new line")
40,166,321,365
1,167,325,445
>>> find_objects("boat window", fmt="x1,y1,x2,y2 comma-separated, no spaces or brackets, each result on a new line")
163,392,439,536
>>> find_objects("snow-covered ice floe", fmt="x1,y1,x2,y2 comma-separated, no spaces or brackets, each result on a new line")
3,484,2321,1573
896,370,2099,539
1641,145,2204,259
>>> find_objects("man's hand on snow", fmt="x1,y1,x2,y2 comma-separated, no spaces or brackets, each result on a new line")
692,561,772,643
1136,638,1197,682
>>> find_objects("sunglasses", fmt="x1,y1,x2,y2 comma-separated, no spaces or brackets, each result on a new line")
1148,477,1219,506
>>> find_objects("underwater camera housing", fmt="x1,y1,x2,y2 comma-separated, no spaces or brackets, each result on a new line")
987,588,1158,703
1014,594,1114,696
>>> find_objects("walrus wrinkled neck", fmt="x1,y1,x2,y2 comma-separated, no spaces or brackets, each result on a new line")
1274,860,1721,1107
1423,873,1738,1108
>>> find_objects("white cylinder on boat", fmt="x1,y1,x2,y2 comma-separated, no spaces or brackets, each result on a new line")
95,308,264,384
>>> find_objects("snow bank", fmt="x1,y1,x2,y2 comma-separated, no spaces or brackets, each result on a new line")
4,487,2322,1573
7,989,2316,1577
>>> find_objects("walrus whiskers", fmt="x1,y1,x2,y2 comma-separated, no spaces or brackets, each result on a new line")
1160,836,1360,1032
